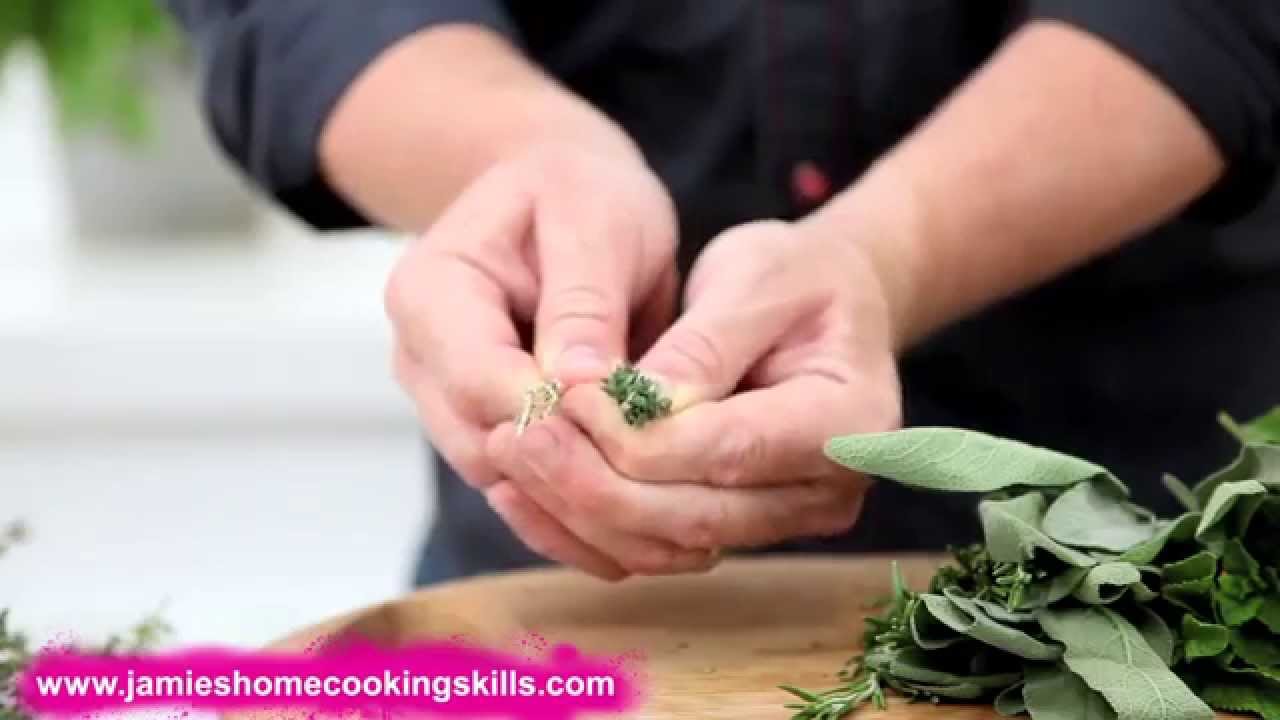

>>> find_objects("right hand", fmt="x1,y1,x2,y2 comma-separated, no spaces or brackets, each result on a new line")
385,143,700,579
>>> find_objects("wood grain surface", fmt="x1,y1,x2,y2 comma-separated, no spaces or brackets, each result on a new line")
258,554,1046,718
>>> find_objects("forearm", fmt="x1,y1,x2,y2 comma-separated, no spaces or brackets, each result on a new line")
802,21,1225,351
318,25,645,232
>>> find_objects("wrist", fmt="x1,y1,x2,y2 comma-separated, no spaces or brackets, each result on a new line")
797,158,935,353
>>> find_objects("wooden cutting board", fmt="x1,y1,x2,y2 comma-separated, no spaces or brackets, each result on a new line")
263,554,1030,719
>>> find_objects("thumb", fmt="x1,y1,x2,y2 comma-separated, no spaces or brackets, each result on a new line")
636,280,805,410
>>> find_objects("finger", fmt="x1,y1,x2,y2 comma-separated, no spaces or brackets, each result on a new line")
634,268,813,411
518,415,871,550
390,255,545,426
532,186,660,385
484,481,628,581
386,171,544,427
559,370,894,488
628,263,680,360
489,423,719,576
395,349,507,490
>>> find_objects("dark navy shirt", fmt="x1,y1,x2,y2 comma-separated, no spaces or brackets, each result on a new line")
168,1,1280,559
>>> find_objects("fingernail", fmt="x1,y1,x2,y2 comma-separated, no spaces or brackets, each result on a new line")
554,345,609,381
522,426,561,480
667,383,700,413
637,370,695,413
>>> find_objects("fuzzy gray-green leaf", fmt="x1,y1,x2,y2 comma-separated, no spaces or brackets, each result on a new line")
824,427,1119,494
1197,479,1267,538
1039,607,1214,720
909,594,964,649
1072,562,1143,605
1119,513,1200,566
1161,474,1201,513
1043,480,1156,553
980,493,1099,567
921,594,1063,661
1022,567,1091,609
1193,444,1280,509
1023,663,1117,720
1132,607,1175,667
887,647,1022,689
995,681,1029,717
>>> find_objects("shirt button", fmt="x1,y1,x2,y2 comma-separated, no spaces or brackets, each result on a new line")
790,161,832,208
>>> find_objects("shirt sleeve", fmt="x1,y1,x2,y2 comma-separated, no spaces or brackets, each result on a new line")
1028,0,1280,223
164,0,519,230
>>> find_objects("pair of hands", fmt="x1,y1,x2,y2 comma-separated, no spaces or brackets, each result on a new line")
385,145,902,580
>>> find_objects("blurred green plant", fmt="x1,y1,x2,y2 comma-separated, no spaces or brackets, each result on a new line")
0,0,179,143
0,521,172,720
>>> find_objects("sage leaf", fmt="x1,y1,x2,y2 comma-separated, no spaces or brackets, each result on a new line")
824,428,1121,494
1130,574,1160,604
1197,479,1267,538
1193,444,1280,510
921,594,1063,661
1162,474,1201,513
1023,663,1117,720
1132,607,1175,667
995,681,1029,717
909,596,964,650
980,493,1099,567
1043,480,1156,552
900,680,988,700
1022,567,1091,609
1039,607,1214,720
1180,615,1229,660
1072,563,1143,605
970,597,1040,624
1119,513,1200,566
888,647,1021,689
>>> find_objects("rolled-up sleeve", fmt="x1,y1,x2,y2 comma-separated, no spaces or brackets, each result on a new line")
1029,0,1280,223
165,0,518,230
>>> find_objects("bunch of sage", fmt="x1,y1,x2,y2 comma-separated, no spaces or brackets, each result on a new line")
783,408,1280,720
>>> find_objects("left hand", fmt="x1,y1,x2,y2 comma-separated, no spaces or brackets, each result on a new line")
486,219,903,567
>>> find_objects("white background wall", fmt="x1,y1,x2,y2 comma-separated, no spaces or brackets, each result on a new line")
0,50,433,650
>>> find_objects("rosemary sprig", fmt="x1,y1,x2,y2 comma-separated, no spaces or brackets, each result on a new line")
601,364,672,428
930,544,1042,611
782,673,887,720
783,564,915,720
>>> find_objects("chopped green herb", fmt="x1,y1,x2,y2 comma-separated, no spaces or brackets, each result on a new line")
601,364,672,428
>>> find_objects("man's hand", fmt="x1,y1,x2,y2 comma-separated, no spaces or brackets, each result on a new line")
386,143,713,580
488,220,902,560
